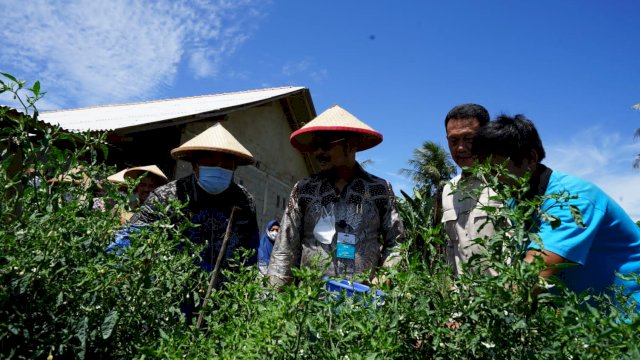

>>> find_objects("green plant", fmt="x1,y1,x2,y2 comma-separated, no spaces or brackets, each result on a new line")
2,74,638,359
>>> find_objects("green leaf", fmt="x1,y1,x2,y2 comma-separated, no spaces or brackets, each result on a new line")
569,205,586,228
31,81,41,94
101,310,119,339
1,72,19,83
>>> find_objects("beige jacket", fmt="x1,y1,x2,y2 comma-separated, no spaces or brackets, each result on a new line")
441,174,500,276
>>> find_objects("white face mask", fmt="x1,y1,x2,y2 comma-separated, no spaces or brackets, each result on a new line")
313,205,335,245
267,230,278,241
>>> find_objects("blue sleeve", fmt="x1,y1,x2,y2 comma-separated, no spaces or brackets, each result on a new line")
529,195,603,265
106,225,141,255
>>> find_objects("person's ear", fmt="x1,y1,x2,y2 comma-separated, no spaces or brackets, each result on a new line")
529,149,539,164
524,150,539,171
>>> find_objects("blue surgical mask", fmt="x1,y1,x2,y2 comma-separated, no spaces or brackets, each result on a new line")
197,166,233,194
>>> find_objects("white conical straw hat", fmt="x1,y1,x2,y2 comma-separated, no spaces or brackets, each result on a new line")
107,168,128,185
47,166,90,186
124,165,168,183
290,105,383,152
170,123,255,165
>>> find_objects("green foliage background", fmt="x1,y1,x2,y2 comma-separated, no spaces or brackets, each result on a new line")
1,76,639,359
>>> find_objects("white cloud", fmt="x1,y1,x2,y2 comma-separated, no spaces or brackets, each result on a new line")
282,58,327,82
0,0,264,108
545,126,640,221
282,59,312,76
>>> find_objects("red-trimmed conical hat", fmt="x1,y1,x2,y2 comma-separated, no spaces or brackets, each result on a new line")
290,105,383,152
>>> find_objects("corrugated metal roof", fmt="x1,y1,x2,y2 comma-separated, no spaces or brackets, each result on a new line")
39,86,307,132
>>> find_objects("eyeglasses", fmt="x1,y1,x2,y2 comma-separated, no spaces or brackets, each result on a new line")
309,137,346,151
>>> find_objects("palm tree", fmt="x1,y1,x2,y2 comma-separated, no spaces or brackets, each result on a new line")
400,141,456,225
400,140,456,197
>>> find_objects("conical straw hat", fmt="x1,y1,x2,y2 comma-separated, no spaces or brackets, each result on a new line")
170,123,255,165
290,105,383,152
47,166,91,187
107,168,128,185
124,165,168,183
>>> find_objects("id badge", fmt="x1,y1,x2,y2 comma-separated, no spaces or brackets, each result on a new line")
336,243,355,259
336,232,356,259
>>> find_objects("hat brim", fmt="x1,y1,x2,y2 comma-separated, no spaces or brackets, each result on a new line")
170,146,255,166
124,170,168,183
290,126,383,152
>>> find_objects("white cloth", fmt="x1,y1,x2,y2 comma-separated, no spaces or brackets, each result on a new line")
441,174,500,276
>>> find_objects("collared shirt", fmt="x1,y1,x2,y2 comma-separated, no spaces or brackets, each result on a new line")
441,174,500,276
528,167,640,306
267,163,405,286
130,174,259,271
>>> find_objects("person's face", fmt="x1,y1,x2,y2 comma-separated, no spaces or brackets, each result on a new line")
192,153,237,176
135,176,161,203
490,155,536,186
310,135,354,172
446,118,481,168
269,224,280,232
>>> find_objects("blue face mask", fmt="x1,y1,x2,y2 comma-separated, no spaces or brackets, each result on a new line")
197,166,233,194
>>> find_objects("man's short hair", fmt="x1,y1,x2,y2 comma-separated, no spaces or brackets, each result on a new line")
444,103,490,127
472,114,546,166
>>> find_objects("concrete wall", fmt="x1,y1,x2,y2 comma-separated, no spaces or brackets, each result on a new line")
174,100,310,230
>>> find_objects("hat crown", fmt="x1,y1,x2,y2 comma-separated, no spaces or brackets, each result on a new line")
289,105,383,152
124,165,168,182
171,123,255,165
307,105,376,131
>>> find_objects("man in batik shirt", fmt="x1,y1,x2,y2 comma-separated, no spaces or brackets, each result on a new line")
268,105,405,287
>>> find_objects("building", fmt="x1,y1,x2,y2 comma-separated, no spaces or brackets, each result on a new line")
39,86,318,229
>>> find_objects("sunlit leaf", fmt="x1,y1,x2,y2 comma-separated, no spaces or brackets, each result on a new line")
101,310,119,339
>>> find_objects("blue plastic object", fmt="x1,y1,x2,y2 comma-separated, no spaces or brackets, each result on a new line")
323,277,385,309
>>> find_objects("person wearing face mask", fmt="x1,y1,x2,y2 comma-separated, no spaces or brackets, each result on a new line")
109,123,259,277
267,105,405,288
258,220,280,276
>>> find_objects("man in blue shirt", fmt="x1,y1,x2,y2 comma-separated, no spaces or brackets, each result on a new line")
472,114,640,308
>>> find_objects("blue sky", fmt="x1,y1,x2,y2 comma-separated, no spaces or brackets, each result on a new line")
1,1,639,219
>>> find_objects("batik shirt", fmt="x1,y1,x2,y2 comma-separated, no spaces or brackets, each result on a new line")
268,163,405,286
130,174,259,271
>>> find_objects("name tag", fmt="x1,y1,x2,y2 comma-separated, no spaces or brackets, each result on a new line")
336,243,355,259
336,232,356,259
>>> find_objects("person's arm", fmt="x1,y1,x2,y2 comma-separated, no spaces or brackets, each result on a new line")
267,184,303,287
106,190,163,254
524,249,566,279
524,248,567,307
